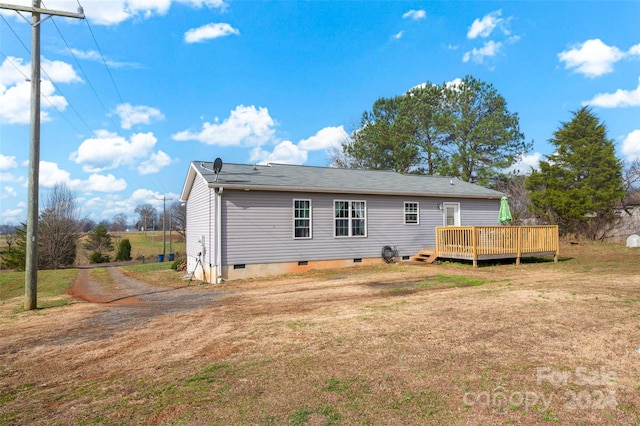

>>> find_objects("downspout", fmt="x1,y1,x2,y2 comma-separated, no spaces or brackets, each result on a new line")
216,187,223,283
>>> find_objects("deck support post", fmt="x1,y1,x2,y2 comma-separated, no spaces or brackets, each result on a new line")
471,226,478,267
516,227,522,265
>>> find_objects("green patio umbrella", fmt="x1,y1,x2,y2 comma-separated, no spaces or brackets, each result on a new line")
499,196,512,224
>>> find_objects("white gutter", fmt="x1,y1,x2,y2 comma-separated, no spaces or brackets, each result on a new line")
215,187,223,283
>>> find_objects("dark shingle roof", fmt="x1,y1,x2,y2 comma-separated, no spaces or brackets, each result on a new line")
186,161,504,199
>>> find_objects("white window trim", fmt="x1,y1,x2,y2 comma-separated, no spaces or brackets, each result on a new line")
442,202,461,226
293,199,312,239
404,201,419,225
333,200,367,238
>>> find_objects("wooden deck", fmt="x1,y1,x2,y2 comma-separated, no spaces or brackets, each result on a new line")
435,225,559,267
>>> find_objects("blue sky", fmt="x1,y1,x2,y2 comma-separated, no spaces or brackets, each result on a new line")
1,0,639,225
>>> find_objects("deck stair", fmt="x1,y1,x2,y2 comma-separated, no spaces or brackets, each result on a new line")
412,249,438,264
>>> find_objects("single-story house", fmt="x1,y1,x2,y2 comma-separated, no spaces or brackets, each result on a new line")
179,161,505,282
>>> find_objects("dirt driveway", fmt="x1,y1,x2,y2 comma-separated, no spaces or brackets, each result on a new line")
61,267,227,341
2,245,640,425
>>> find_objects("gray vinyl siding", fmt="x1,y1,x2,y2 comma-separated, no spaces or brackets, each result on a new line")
185,175,214,266
460,199,502,226
221,190,500,265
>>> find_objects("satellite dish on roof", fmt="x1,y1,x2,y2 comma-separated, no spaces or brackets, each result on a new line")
213,157,223,174
213,157,223,182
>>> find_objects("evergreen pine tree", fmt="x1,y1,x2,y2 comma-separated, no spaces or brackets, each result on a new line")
0,223,27,271
84,224,114,263
526,107,625,238
114,238,132,262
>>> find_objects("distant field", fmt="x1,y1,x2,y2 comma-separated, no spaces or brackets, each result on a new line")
0,230,186,266
105,231,186,262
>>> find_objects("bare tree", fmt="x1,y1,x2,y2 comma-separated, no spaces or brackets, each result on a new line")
0,223,16,235
111,213,128,232
78,218,96,233
2,223,16,250
38,182,80,269
169,201,186,240
135,204,158,235
492,173,533,225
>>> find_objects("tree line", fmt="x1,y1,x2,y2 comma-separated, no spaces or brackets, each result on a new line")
335,75,636,240
2,74,637,270
1,185,186,270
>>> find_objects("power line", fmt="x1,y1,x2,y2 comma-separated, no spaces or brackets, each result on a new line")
4,1,171,209
0,50,29,80
1,14,92,134
0,14,30,53
0,0,85,311
81,12,134,127
47,12,121,132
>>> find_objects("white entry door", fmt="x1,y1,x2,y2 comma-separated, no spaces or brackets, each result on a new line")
443,202,460,226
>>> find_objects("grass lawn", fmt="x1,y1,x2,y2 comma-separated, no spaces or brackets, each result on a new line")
0,240,639,425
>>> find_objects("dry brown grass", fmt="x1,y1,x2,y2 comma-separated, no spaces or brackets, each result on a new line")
1,241,640,425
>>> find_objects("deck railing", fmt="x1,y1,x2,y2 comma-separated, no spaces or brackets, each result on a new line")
435,225,559,266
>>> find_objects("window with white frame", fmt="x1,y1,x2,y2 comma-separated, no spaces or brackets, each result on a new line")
334,200,366,237
293,199,311,238
404,202,419,224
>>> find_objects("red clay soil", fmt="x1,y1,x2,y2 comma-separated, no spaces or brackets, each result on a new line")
68,267,143,304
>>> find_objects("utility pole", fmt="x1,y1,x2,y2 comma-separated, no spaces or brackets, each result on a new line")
0,2,84,310
157,196,173,260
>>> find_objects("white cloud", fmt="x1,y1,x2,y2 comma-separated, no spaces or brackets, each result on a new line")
462,10,516,66
68,48,140,69
115,103,165,129
583,77,640,108
467,10,504,39
507,152,542,174
172,105,276,147
40,161,72,186
629,43,640,55
445,78,463,89
83,173,128,192
622,130,640,161
462,40,503,63
249,125,348,165
393,31,404,40
0,169,23,185
249,141,308,165
0,154,17,170
0,207,23,222
70,130,168,174
298,126,348,151
25,0,228,26
81,187,179,221
184,23,239,43
39,161,128,193
1,186,17,199
0,56,78,124
409,78,462,93
558,39,625,78
402,9,426,20
137,151,173,175
41,58,82,83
